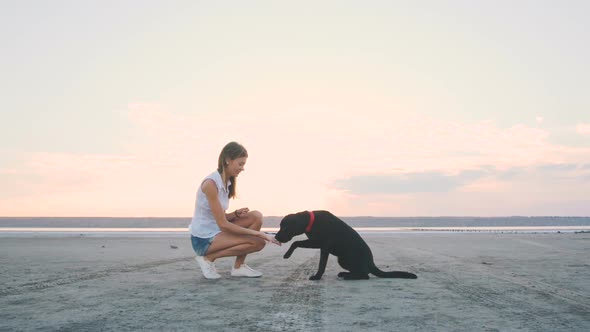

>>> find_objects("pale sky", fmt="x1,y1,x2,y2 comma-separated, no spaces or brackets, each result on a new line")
1,1,589,217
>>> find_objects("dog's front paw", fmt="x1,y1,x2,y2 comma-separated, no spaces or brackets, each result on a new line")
309,275,322,281
283,251,292,259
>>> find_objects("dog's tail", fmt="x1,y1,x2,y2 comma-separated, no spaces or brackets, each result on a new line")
370,262,417,279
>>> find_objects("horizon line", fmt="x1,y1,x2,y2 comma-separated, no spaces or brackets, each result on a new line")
1,215,590,219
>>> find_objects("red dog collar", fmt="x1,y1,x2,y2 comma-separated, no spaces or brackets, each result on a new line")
305,210,315,233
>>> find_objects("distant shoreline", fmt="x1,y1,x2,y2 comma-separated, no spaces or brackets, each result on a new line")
1,216,589,229
1,226,590,237
3,215,590,218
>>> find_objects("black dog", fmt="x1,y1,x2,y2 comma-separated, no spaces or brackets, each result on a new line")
275,210,418,280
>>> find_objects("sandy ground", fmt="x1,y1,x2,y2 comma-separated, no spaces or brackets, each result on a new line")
1,232,589,332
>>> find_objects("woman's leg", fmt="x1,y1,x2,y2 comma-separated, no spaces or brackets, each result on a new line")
205,231,265,263
230,210,263,268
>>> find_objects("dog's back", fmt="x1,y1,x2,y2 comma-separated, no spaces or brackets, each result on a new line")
308,211,370,254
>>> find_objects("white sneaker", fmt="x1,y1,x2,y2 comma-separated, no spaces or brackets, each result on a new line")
195,256,221,279
231,264,263,278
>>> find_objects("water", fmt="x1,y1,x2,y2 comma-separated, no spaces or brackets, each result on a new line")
1,216,590,228
1,216,589,235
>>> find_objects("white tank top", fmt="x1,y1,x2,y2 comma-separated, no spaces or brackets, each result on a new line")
189,171,231,238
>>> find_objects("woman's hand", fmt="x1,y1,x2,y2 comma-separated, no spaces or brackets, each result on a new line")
234,207,250,219
261,232,281,246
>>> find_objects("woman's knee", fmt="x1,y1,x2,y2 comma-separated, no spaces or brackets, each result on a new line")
248,210,263,230
252,237,266,252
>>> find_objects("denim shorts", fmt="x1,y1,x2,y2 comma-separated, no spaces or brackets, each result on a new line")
191,235,215,256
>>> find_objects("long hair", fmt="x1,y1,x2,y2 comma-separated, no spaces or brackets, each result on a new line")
217,141,248,199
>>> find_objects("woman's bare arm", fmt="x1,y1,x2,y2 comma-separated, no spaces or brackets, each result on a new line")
202,179,277,244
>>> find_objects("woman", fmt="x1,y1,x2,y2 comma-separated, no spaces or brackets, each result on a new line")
189,141,280,279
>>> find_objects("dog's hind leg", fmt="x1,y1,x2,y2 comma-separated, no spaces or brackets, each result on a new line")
337,255,353,271
338,272,370,280
337,254,370,280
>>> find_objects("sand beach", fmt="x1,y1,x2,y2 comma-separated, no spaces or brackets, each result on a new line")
1,232,589,331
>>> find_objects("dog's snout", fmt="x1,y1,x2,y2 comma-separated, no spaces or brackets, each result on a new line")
274,232,290,243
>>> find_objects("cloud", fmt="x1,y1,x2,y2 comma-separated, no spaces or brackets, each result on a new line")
327,163,590,216
576,123,590,136
3,101,590,216
331,163,590,196
332,170,487,195
536,163,579,172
